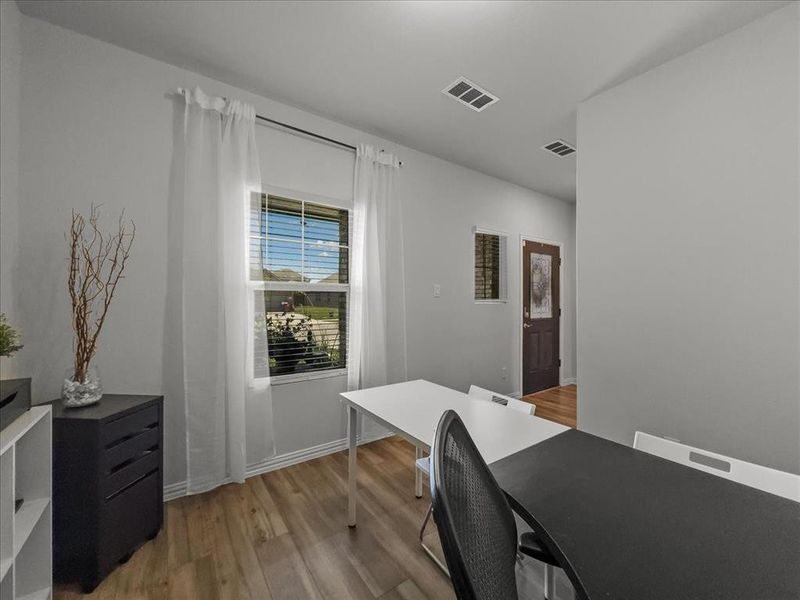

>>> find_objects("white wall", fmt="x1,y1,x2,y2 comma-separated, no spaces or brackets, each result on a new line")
577,4,799,474
14,16,575,487
400,153,576,395
0,0,23,379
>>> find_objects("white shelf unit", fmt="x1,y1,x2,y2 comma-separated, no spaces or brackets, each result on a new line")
0,407,52,600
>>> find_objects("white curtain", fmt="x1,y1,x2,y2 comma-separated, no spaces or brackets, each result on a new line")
348,144,406,391
177,86,272,493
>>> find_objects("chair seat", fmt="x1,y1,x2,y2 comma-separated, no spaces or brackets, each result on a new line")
519,532,560,566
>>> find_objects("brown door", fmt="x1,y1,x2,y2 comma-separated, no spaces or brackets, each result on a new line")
522,240,560,394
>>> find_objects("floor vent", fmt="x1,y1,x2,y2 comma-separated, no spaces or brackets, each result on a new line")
442,77,499,112
541,139,576,157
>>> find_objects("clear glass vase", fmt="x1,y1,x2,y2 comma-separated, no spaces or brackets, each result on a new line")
62,365,102,408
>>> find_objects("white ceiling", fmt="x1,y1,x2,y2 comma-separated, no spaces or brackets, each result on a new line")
18,0,790,202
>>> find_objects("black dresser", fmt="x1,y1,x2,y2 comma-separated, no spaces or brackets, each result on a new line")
51,394,164,592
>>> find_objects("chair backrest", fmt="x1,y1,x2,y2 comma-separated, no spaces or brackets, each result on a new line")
430,410,519,600
633,431,800,502
468,385,535,415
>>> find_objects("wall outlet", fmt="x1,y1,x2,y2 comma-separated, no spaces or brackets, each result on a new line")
433,284,441,298
501,366,507,380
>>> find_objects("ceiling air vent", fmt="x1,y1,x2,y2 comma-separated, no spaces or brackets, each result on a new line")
541,139,576,158
442,77,499,112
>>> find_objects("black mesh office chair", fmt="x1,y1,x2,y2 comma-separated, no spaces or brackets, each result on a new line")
430,410,560,600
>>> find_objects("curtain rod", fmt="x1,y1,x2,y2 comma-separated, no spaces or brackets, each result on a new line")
255,114,357,152
255,114,402,166
179,89,398,163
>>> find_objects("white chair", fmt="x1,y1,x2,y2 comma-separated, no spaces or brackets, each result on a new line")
467,385,536,415
415,386,538,578
633,431,800,502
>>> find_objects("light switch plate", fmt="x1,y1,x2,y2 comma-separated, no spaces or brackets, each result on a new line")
433,284,441,298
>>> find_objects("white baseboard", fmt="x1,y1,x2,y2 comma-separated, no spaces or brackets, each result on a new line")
163,481,187,501
163,430,393,501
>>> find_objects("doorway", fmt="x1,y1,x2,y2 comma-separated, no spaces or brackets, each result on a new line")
522,239,560,394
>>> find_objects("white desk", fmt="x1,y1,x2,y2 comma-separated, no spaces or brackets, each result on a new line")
340,379,568,526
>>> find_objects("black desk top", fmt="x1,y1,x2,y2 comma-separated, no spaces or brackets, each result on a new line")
491,429,800,600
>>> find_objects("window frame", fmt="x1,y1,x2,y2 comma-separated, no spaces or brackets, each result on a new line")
473,226,508,304
250,186,351,384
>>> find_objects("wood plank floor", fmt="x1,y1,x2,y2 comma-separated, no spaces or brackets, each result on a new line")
522,384,577,428
55,388,579,600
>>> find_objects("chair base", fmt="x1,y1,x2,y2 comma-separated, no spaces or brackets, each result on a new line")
419,502,449,576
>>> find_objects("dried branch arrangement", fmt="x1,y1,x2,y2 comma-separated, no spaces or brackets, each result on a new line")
68,205,135,382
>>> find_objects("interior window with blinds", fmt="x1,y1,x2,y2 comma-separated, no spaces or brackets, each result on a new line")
250,193,349,378
474,229,507,302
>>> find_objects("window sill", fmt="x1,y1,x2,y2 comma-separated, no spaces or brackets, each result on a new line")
262,368,348,386
474,299,507,304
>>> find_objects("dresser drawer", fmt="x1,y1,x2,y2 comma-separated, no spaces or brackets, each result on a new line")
103,426,159,475
102,405,159,447
103,449,160,501
99,470,160,574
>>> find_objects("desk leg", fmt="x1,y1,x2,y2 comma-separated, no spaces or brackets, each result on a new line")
415,446,424,498
347,405,357,527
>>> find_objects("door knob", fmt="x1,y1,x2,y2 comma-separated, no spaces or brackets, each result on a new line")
523,323,531,329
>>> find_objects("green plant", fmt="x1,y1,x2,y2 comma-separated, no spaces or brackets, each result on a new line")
0,313,23,358
265,312,315,374
255,309,343,375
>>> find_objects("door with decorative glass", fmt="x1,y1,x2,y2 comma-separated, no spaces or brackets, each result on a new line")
522,240,560,394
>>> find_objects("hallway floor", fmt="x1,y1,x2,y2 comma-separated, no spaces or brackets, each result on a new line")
522,384,577,428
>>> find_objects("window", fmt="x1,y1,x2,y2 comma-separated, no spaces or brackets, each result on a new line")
474,228,507,302
250,193,349,379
